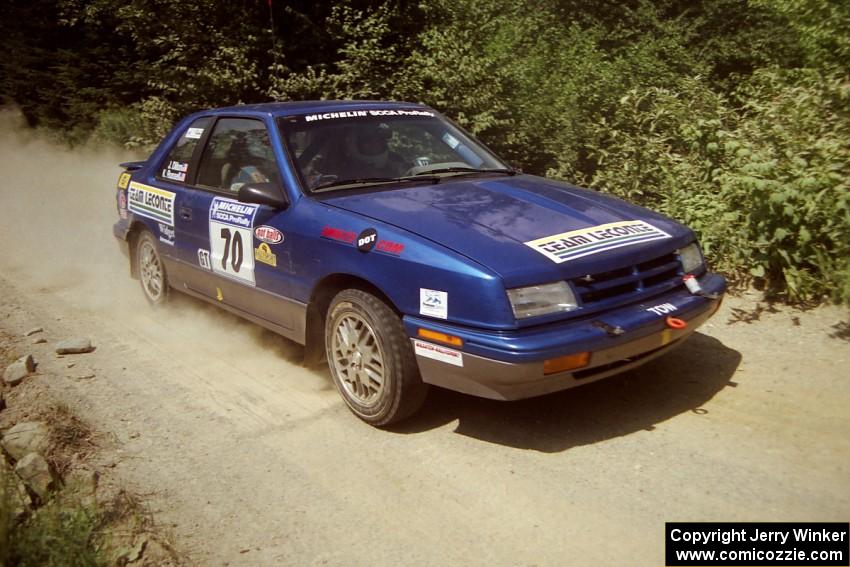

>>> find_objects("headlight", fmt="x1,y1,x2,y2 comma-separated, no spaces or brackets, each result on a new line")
677,242,704,273
506,281,579,319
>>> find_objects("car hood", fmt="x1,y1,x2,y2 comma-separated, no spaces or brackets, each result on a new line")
321,174,694,287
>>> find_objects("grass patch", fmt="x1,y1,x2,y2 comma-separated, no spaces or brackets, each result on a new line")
0,481,102,566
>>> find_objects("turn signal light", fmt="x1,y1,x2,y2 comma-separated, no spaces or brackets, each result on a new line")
417,328,464,347
543,352,591,375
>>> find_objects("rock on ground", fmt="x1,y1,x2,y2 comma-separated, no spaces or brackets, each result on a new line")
55,338,95,354
15,452,56,501
1,420,50,461
24,327,43,337
3,354,36,386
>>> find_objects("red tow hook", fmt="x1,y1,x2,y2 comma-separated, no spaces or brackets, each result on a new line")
666,316,687,330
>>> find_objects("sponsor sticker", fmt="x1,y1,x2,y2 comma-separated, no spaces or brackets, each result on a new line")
303,109,435,122
376,240,404,255
185,127,205,139
420,289,448,319
254,225,283,244
524,220,672,264
357,228,378,252
254,243,277,267
158,223,175,246
413,339,463,367
117,172,131,189
127,182,175,226
321,226,356,244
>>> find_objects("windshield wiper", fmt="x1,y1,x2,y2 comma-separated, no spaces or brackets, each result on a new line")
312,176,439,193
414,167,518,177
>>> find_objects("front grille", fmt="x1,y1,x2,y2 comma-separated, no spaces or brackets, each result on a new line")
570,252,683,311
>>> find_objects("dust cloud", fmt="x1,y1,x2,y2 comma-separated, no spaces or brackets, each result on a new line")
0,108,303,363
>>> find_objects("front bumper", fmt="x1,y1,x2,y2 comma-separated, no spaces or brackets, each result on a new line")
405,272,725,400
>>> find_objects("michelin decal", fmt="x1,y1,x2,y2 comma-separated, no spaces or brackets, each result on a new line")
525,220,672,264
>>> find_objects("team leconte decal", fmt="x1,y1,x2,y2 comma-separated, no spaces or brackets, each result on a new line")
184,127,205,139
525,220,672,264
254,225,283,244
161,160,188,182
254,243,277,267
304,109,434,122
420,289,448,319
413,340,463,367
197,249,211,270
209,197,259,286
117,172,131,189
158,223,175,246
357,228,378,252
127,182,175,226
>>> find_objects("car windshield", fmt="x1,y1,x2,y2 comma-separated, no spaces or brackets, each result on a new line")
278,108,509,192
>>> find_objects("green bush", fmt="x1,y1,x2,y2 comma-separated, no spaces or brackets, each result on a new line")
574,70,850,303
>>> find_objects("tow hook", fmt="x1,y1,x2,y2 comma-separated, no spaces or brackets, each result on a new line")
666,316,687,329
593,320,625,337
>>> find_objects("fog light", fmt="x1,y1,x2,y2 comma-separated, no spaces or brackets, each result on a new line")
543,352,590,375
417,328,463,347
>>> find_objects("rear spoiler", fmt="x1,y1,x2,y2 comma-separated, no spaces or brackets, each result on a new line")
120,160,146,171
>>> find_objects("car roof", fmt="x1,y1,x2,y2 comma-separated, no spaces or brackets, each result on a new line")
205,100,433,118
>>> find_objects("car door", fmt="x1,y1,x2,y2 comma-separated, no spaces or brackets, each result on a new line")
174,116,298,332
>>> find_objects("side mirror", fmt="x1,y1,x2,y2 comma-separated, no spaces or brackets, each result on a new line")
237,182,288,209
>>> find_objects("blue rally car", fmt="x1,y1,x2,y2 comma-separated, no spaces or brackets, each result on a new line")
113,101,726,425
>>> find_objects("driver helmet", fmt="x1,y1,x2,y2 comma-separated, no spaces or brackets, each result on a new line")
346,123,392,168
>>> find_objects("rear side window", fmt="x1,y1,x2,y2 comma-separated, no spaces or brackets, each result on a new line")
159,117,213,183
196,118,280,193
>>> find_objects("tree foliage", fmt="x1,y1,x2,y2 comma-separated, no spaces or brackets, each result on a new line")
1,0,847,302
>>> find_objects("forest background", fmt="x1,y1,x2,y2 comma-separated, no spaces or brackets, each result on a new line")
1,0,848,303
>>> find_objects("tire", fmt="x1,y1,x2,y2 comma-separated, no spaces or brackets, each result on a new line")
135,231,169,305
325,289,428,426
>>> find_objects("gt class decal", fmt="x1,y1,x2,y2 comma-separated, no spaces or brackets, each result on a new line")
209,197,259,286
127,182,175,226
524,220,672,264
254,225,283,244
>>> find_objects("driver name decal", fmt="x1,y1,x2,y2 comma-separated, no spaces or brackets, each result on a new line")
127,182,175,226
525,220,672,264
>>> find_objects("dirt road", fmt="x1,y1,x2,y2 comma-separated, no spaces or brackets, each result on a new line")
1,113,849,565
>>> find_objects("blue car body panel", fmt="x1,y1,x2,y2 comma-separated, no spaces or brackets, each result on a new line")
113,100,726,401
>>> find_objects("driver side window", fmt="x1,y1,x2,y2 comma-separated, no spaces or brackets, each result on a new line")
196,118,280,193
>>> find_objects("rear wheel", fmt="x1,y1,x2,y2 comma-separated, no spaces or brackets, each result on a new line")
325,289,428,426
136,231,169,305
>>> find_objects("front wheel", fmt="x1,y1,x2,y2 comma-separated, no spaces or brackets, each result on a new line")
325,289,428,426
136,231,169,305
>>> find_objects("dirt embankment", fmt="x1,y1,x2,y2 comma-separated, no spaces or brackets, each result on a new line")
0,110,849,565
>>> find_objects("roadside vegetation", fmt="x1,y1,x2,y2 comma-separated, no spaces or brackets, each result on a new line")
1,0,847,303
